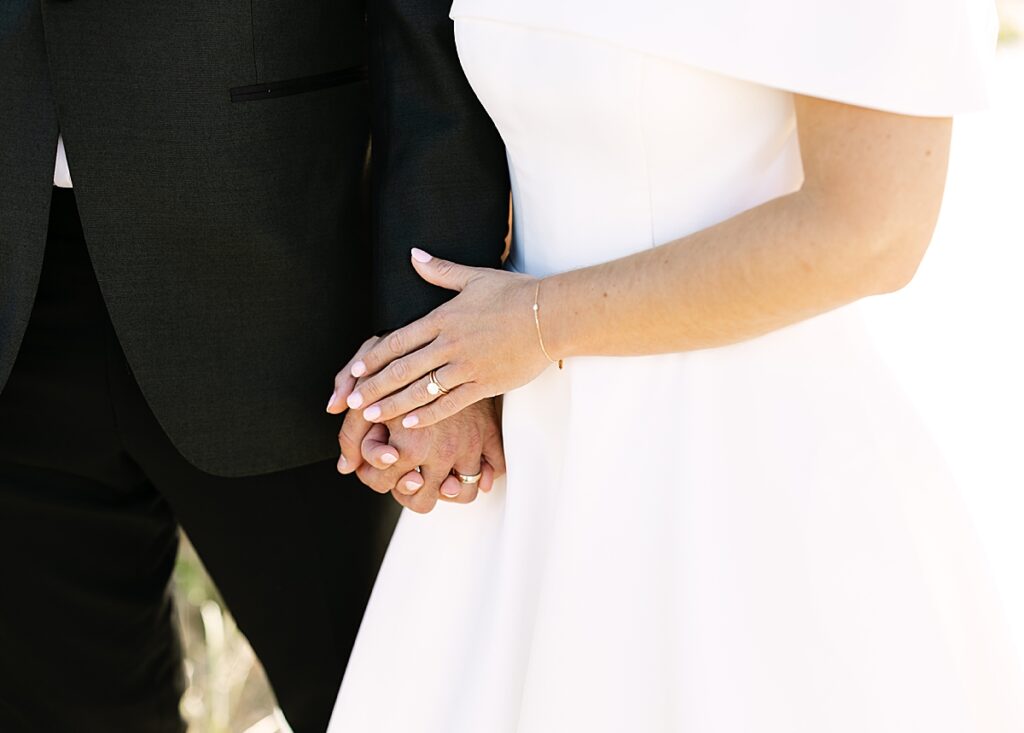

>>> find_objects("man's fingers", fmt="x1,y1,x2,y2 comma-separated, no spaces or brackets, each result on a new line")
441,457,482,504
478,461,495,493
483,430,507,477
355,462,402,495
395,469,424,497
327,336,378,414
439,474,480,505
403,463,447,514
403,486,440,514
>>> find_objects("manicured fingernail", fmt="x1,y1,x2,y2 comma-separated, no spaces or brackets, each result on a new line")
404,479,422,494
402,414,419,428
381,452,398,465
347,391,363,409
326,393,340,412
351,361,366,378
337,455,347,472
363,405,382,421
441,485,461,498
411,248,432,263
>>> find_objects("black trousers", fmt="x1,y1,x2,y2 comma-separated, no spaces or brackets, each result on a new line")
0,189,395,733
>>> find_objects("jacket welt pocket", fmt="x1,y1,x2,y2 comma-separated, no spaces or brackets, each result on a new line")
230,66,367,102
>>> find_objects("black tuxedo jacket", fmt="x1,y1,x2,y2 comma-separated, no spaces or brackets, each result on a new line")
0,0,510,476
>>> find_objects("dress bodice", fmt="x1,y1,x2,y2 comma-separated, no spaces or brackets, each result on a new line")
451,1,996,277
453,18,804,277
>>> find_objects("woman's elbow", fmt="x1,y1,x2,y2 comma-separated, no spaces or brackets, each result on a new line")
862,221,937,294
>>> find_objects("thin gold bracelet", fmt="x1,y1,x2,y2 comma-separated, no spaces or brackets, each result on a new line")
532,279,564,370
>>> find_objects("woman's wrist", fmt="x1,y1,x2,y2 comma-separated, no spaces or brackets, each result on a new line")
534,273,578,362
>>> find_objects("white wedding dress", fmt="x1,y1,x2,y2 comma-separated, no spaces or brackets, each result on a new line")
330,2,1024,731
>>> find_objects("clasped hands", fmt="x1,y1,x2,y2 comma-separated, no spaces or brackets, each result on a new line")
327,248,554,513
329,333,505,513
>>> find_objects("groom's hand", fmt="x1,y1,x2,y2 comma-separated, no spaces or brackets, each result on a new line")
340,399,505,514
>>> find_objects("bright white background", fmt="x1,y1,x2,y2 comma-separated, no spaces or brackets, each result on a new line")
861,44,1024,662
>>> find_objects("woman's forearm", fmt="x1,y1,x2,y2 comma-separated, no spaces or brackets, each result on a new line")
541,187,929,359
541,98,951,360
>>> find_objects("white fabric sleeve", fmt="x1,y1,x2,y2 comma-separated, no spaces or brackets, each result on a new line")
450,0,999,116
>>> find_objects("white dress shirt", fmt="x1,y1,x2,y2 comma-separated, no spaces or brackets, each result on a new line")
54,135,72,188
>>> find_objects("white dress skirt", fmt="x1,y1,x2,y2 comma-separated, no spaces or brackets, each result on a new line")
330,2,1024,730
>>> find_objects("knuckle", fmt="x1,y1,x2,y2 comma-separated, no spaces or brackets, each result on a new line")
338,429,357,452
385,331,405,356
399,432,429,460
355,467,385,493
440,331,461,352
364,380,386,403
428,308,448,330
387,358,410,382
339,429,361,454
413,380,432,403
417,406,439,427
376,397,395,418
407,495,432,514
408,444,429,465
438,436,459,460
438,394,460,417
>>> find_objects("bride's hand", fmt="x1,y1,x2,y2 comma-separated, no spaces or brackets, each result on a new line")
336,248,552,428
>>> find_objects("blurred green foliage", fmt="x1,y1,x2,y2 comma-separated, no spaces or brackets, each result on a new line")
173,538,290,733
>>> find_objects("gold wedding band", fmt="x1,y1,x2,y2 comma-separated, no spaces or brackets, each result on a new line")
427,369,450,396
453,469,482,485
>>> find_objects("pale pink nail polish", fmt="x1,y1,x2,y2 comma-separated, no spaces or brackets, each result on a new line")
402,414,419,428
381,452,398,465
411,248,432,263
404,480,422,494
351,361,366,378
337,455,347,472
326,393,340,412
347,391,363,409
441,485,461,498
364,405,382,421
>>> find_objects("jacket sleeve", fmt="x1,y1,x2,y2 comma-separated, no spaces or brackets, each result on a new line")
368,0,511,333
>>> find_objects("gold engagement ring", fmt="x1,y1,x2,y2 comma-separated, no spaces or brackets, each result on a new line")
426,369,450,396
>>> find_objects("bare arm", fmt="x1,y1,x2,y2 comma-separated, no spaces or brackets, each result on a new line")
334,96,953,428
542,96,951,357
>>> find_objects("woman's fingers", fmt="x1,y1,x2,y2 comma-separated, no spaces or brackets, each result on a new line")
440,457,483,504
350,318,438,385
363,364,467,425
360,423,401,471
327,336,379,414
478,461,496,493
395,468,424,496
409,249,482,292
401,463,445,514
403,385,485,429
350,344,446,415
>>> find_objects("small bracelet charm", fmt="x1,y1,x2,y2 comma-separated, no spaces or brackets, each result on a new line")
532,279,564,370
